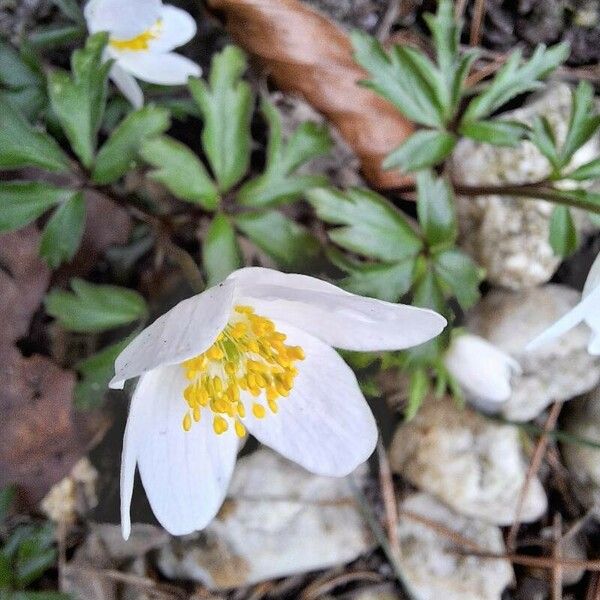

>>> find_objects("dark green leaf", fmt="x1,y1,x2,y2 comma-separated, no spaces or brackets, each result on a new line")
47,32,111,168
75,337,132,409
0,181,73,232
12,593,73,600
51,0,85,23
45,278,147,333
549,205,578,257
238,99,331,207
384,129,456,172
28,24,85,49
308,187,422,261
416,170,457,248
140,136,219,210
234,210,320,271
434,248,483,309
0,96,69,171
203,213,242,286
566,157,600,181
0,552,13,588
529,115,560,170
406,367,430,420
459,118,527,146
92,105,170,184
189,46,253,192
1,86,46,121
462,43,569,122
39,192,86,268
423,0,459,78
0,486,16,524
0,39,42,89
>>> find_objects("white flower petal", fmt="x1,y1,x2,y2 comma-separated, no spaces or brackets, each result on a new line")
228,268,446,351
85,0,162,39
150,5,197,52
121,364,239,538
117,51,201,85
588,333,600,355
110,281,235,389
109,63,144,108
526,283,600,352
242,321,378,476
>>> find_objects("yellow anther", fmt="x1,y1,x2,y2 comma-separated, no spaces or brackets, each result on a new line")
193,406,201,422
249,386,261,397
235,305,254,314
288,346,305,360
213,376,223,394
225,362,237,376
237,402,246,418
207,345,224,360
252,403,266,419
213,416,229,435
182,412,192,432
266,387,279,402
235,420,246,438
268,398,278,413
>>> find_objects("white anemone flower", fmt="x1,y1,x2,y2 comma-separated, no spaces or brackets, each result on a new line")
528,253,600,354
112,267,447,538
84,0,201,108
444,333,521,411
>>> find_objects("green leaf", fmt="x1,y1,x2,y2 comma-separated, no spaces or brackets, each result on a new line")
0,38,42,89
351,30,445,128
0,96,69,171
234,210,320,271
189,45,253,192
39,192,86,268
15,523,57,588
92,105,171,184
308,187,422,261
433,248,483,309
458,119,528,146
0,181,73,232
423,0,459,78
529,116,560,170
549,205,578,257
416,170,457,249
566,157,600,181
28,24,85,49
45,278,147,333
384,129,456,172
462,43,570,122
12,593,73,600
47,32,111,168
203,213,242,286
406,367,430,420
0,485,16,524
328,249,415,302
75,337,132,409
238,98,332,207
560,81,600,166
51,0,85,23
0,552,12,588
140,136,219,210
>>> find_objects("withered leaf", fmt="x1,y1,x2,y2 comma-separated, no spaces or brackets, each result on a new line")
207,0,415,189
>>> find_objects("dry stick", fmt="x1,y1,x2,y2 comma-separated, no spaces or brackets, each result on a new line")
469,0,487,46
377,438,402,561
455,0,468,19
300,571,382,600
506,401,563,551
551,513,563,600
587,573,600,600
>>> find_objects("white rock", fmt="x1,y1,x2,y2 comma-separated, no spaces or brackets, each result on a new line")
450,83,600,290
397,493,513,600
157,449,373,589
389,397,547,525
468,284,600,421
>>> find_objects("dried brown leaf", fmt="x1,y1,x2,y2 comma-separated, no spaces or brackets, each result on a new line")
207,0,415,189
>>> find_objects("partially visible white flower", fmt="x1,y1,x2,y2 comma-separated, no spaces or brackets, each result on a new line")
444,333,521,412
84,0,201,108
112,267,447,539
528,253,600,354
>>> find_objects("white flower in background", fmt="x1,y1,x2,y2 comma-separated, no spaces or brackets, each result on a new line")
528,252,600,354
444,333,521,411
84,0,201,108
112,267,447,538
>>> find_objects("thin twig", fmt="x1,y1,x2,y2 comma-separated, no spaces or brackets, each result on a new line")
157,229,205,294
469,0,486,47
300,571,382,600
507,402,563,551
551,513,563,600
377,439,401,561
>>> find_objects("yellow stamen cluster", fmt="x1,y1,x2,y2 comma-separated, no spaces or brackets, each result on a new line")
109,20,162,52
180,305,305,437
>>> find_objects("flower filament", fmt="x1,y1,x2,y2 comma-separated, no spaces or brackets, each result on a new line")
181,305,305,437
110,20,162,52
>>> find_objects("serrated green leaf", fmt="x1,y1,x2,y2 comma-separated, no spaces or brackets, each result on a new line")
328,248,415,302
140,135,219,210
39,192,86,268
189,45,253,192
92,105,170,184
459,118,527,146
416,170,457,248
549,205,578,257
0,96,69,171
203,214,242,286
351,30,445,128
308,187,422,261
529,115,560,170
433,248,482,309
0,38,42,89
29,24,85,49
384,129,456,172
566,157,600,181
238,99,332,207
234,210,320,270
45,278,147,333
47,32,111,168
462,43,569,123
0,181,73,232
406,367,430,420
449,50,478,114
423,0,459,78
75,337,132,409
